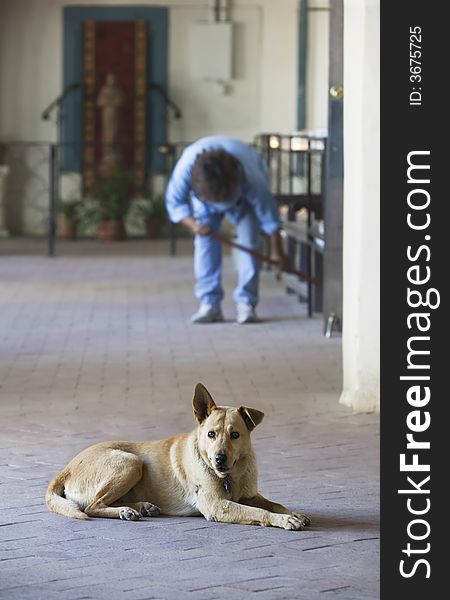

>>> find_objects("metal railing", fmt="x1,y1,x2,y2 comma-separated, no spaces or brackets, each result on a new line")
1,142,60,256
253,131,326,200
1,134,326,265
253,131,327,316
1,141,159,256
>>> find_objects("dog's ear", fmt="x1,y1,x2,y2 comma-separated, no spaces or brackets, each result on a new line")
238,406,265,431
193,383,217,424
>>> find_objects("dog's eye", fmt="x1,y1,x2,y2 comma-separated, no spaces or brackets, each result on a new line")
208,431,216,439
230,431,240,439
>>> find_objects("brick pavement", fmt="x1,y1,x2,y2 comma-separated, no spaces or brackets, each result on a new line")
0,239,379,599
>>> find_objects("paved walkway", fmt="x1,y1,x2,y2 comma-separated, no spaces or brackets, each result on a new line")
0,240,379,600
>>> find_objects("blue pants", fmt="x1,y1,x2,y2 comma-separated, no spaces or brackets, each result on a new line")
194,208,262,307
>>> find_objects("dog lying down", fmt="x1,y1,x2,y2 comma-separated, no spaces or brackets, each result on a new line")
46,383,310,530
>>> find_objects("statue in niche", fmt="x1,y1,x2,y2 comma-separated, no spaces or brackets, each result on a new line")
97,72,124,174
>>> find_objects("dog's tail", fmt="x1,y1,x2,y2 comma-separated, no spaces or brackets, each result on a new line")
45,471,89,520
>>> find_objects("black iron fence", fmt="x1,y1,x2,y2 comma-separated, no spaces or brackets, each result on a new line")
253,132,327,317
1,142,60,256
0,141,162,255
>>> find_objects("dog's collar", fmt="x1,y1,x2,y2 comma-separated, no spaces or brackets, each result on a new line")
223,475,232,495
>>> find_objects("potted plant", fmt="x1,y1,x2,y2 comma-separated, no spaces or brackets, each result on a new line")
57,199,83,240
130,196,167,239
89,172,133,241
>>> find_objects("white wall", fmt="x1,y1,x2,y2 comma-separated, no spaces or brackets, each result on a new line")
340,0,380,413
306,0,329,130
169,3,263,142
257,0,299,133
0,0,301,233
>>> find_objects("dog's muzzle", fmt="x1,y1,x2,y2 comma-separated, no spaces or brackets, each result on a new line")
215,453,228,471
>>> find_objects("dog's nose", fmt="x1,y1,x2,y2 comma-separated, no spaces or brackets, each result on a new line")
215,453,227,467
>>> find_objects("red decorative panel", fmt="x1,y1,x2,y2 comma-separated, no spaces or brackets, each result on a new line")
134,21,147,194
83,20,147,196
83,20,96,194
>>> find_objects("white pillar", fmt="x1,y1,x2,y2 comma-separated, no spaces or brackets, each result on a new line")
340,0,380,413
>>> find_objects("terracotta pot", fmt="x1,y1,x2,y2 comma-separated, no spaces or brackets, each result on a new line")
145,218,163,239
96,220,126,241
58,217,78,240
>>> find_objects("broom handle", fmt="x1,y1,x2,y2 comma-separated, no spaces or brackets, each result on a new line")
211,232,323,288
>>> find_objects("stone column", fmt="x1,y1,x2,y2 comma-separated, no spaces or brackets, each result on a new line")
340,0,380,413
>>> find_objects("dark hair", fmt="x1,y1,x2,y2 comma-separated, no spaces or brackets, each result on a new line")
190,150,240,202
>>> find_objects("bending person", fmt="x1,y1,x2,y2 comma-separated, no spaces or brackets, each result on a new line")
165,136,288,324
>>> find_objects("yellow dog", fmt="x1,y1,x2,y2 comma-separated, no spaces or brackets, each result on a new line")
46,383,310,530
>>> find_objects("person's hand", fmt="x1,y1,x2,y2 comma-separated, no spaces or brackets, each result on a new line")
270,231,291,278
193,221,212,236
181,217,212,236
273,253,292,280
276,253,291,273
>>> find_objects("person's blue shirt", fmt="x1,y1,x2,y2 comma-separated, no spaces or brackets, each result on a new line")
165,136,281,235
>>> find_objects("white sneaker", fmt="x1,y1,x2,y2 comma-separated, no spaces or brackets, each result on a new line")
236,303,258,324
191,303,224,324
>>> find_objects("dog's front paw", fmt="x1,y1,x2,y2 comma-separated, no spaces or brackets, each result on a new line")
278,514,306,531
119,508,141,521
140,502,161,517
291,512,311,527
